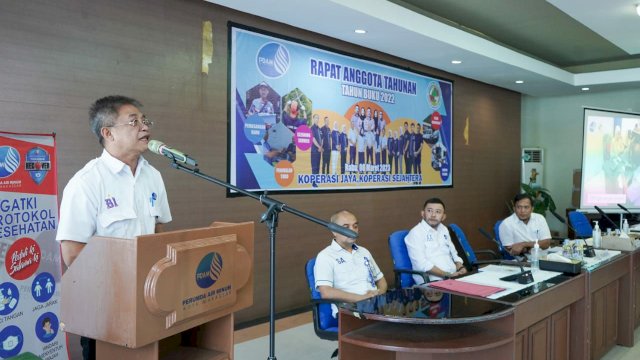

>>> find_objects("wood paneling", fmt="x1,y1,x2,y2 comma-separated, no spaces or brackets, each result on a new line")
0,0,521,325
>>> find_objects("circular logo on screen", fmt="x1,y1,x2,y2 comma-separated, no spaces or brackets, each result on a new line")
195,252,223,289
427,82,441,110
0,146,20,178
257,42,290,78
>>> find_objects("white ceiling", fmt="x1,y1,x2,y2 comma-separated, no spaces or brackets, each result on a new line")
206,0,640,96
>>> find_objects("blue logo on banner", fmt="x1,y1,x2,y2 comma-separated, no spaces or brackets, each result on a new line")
32,272,55,303
0,325,23,358
195,252,223,289
0,146,20,178
0,282,19,316
257,42,290,78
25,147,51,185
35,312,59,343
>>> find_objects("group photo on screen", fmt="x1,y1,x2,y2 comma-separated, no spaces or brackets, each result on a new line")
229,25,453,193
581,108,640,208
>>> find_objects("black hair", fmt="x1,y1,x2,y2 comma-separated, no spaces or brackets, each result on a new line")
423,197,445,210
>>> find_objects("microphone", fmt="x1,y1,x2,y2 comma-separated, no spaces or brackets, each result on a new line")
498,261,534,284
618,203,640,225
617,203,632,214
594,206,619,230
148,140,197,167
327,222,359,239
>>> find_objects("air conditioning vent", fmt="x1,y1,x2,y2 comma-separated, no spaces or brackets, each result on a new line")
522,148,544,187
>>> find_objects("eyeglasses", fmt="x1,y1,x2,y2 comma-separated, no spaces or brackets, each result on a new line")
110,115,154,129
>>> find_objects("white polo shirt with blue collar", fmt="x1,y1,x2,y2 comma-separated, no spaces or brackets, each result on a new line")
56,149,172,243
405,220,462,283
314,240,383,296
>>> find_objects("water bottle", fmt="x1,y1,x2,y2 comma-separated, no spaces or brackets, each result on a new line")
623,219,630,235
593,221,601,248
562,239,571,258
530,240,540,273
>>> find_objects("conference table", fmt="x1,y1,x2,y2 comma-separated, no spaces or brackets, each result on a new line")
338,249,639,360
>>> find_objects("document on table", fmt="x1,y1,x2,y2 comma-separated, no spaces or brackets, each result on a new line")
428,279,505,297
454,265,562,299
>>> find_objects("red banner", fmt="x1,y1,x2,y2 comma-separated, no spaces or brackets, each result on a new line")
0,131,67,359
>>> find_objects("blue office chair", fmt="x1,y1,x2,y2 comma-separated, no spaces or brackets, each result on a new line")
493,220,515,260
388,230,429,288
305,258,338,358
568,211,593,238
448,224,500,270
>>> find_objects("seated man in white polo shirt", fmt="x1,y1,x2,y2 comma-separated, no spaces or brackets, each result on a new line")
405,198,467,283
499,193,551,256
314,209,388,303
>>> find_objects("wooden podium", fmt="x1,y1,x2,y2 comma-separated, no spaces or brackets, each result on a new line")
61,221,254,360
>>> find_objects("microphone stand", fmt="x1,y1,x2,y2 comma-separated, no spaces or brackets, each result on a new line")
167,161,356,360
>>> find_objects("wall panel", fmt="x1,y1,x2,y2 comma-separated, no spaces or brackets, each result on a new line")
0,0,521,325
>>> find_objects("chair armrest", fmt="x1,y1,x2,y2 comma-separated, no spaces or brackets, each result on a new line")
473,259,504,266
475,249,500,260
310,298,337,305
393,268,430,285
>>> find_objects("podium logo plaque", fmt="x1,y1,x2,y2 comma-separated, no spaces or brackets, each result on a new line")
195,252,223,289
144,235,238,328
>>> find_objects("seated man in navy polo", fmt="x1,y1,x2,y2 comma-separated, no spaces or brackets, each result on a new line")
314,209,388,305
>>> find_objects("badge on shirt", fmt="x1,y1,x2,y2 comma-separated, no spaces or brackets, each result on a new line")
105,194,118,209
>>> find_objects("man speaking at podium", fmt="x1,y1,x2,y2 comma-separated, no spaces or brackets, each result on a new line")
56,95,172,360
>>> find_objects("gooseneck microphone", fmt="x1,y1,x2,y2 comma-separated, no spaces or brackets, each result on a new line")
499,261,534,284
148,140,198,167
594,206,619,230
618,203,631,214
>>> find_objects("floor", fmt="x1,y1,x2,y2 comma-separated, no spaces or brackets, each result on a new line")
65,312,640,359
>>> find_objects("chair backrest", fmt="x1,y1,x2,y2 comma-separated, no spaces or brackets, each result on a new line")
387,230,414,288
305,258,338,336
568,211,593,238
448,224,477,268
493,219,515,260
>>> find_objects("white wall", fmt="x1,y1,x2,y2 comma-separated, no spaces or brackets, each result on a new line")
521,88,640,235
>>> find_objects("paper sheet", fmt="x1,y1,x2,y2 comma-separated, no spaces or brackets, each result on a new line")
455,265,562,299
428,279,504,297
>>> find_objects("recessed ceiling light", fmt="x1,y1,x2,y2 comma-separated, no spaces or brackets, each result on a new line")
636,4,640,16
451,60,462,64
354,29,367,34
581,87,590,91
515,80,524,84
